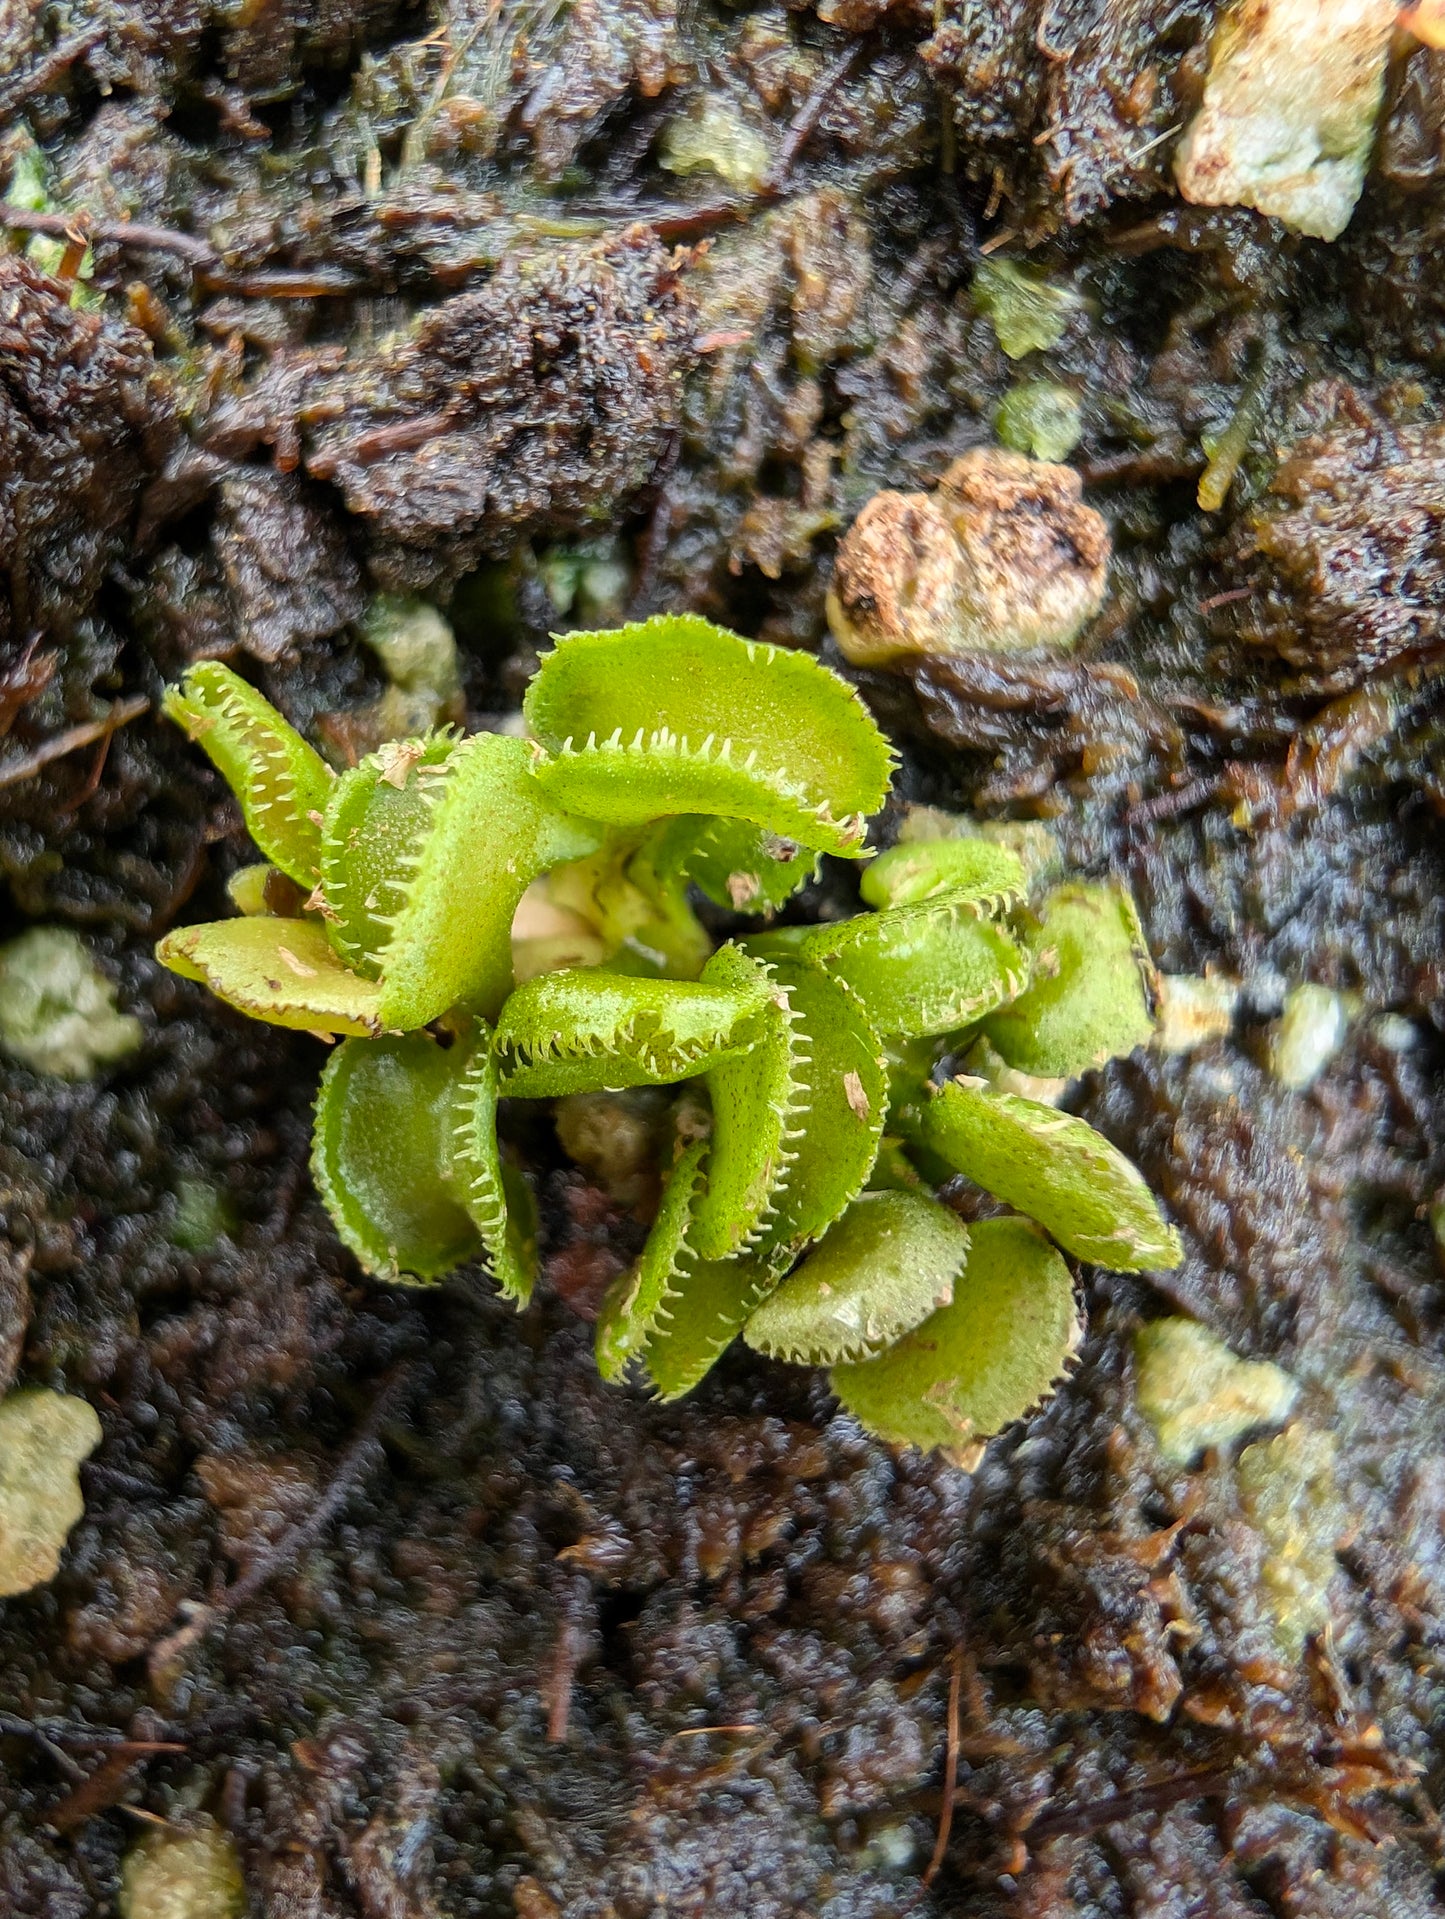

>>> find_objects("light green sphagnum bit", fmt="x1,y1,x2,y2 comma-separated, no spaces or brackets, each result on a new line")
0,927,142,1078
919,1077,1183,1272
743,953,887,1259
973,258,1081,359
157,917,386,1037
859,838,1028,911
119,1820,246,1919
0,1387,102,1595
1134,1318,1299,1465
746,1191,967,1365
689,944,806,1260
995,380,1083,463
494,967,771,1098
312,1032,481,1280
831,1217,1079,1461
162,662,334,885
1236,1423,1342,1658
796,897,1030,1038
642,1252,783,1401
984,881,1155,1077
525,615,894,856
169,1178,237,1252
660,96,770,192
451,1039,537,1304
361,595,463,736
596,1138,709,1380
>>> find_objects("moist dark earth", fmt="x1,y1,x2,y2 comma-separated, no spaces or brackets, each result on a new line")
3,4,1445,1915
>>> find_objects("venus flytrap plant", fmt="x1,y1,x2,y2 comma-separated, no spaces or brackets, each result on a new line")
157,615,1183,1464
162,662,334,886
523,615,896,854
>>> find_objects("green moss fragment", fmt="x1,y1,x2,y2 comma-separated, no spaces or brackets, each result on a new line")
973,258,1080,359
660,97,770,193
169,1179,238,1252
1134,1318,1299,1465
1236,1423,1343,1658
995,381,1082,462
0,1387,102,1596
361,595,463,736
0,927,142,1079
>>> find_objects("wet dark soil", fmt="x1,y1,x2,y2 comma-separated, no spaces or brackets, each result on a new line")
4,6,1445,1915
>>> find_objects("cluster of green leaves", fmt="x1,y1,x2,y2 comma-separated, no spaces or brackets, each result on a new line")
158,617,1180,1462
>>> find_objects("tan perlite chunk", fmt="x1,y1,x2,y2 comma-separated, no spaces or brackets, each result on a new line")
827,448,1110,666
0,1387,102,1596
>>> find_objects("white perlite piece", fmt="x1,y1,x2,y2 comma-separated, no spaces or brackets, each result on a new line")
0,1388,102,1596
0,926,142,1079
1269,983,1350,1091
1174,0,1397,241
120,1822,246,1919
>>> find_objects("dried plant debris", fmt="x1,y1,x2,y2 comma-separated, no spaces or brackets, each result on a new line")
0,255,175,646
919,0,1219,230
1220,420,1445,689
212,470,364,666
295,233,695,593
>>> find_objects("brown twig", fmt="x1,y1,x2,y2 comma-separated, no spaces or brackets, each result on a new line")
0,695,149,791
1023,1766,1236,1844
769,40,865,186
0,204,216,266
597,37,867,244
0,1713,183,1752
923,1648,964,1887
0,25,105,117
148,1363,415,1682
544,1574,592,1744
198,267,364,299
